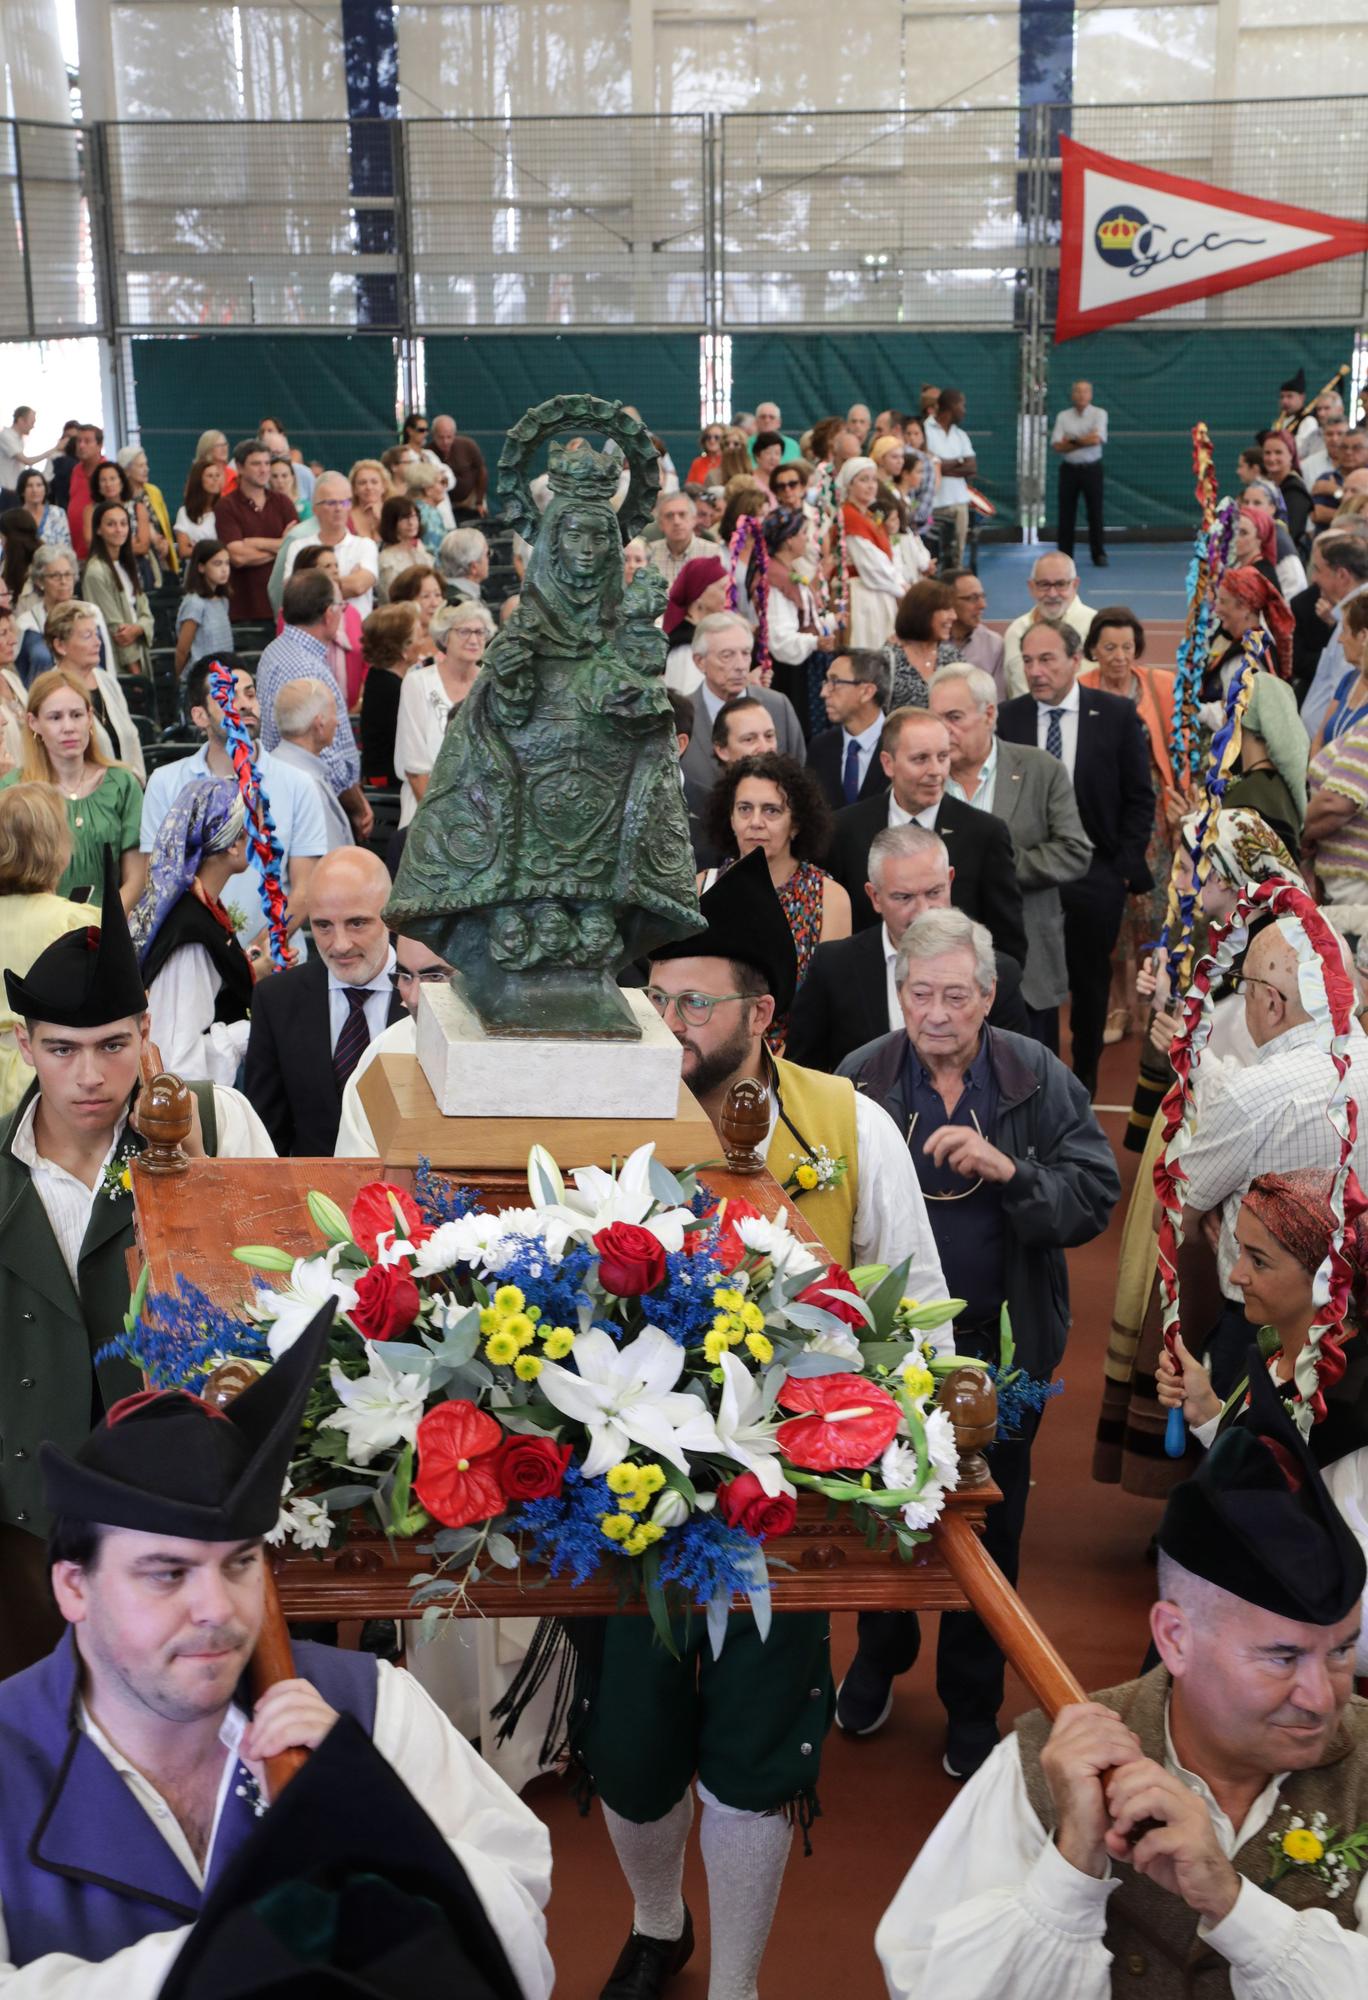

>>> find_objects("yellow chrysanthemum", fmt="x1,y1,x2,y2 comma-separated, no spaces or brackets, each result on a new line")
606,1464,641,1496
899,1296,920,1312
795,1162,819,1190
504,1313,537,1349
740,1301,766,1334
712,1287,745,1313
600,1513,635,1543
484,1331,519,1366
542,1326,576,1358
902,1362,934,1401
479,1306,500,1336
119,1167,133,1192
635,1464,666,1497
513,1354,543,1382
618,1488,647,1514
744,1332,774,1364
1281,1829,1325,1865
525,1305,542,1323
493,1284,526,1315
704,1330,730,1365
726,1319,746,1347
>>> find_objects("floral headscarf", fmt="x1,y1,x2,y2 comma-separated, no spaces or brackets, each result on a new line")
130,777,245,962
1179,806,1298,891
1243,1169,1368,1324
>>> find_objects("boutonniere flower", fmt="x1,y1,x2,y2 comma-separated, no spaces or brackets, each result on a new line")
98,1144,137,1202
782,1145,848,1197
1263,1810,1368,1899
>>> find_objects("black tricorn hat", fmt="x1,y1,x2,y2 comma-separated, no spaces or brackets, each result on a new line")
1280,367,1307,396
41,1301,335,1544
1158,1354,1366,1627
4,848,146,1029
650,845,798,1016
158,1715,524,1999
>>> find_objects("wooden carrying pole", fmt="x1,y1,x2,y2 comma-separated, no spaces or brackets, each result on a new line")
936,1513,1087,1717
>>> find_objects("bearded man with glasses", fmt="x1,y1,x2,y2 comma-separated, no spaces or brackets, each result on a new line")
581,845,950,2000
837,905,1118,1776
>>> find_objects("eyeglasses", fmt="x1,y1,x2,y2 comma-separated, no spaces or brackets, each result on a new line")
644,987,752,1025
821,674,867,690
411,424,429,434
393,965,449,987
773,476,804,489
1230,973,1291,1003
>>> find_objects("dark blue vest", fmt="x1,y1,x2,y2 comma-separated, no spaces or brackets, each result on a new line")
0,1630,378,1968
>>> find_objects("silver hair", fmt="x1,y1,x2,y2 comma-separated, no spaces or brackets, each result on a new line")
431,598,494,648
929,662,997,711
273,676,336,737
29,542,77,586
692,610,753,661
895,908,996,994
438,528,488,579
867,823,949,888
1031,550,1077,582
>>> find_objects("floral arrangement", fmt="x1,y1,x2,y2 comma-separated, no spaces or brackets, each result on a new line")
106,1145,987,1648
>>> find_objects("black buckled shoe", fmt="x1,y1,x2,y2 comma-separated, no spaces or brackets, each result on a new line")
599,1905,695,1999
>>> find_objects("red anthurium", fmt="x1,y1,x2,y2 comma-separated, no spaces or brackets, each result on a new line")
413,1401,505,1528
349,1181,433,1257
775,1373,901,1470
702,1196,763,1274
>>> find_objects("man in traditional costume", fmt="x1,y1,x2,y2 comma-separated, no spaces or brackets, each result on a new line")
0,861,274,1678
572,849,950,2000
1273,367,1323,467
0,1303,553,1997
877,1361,1368,1996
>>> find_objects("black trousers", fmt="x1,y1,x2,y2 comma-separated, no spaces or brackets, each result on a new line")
1058,461,1105,564
1206,1297,1261,1402
1061,869,1127,1097
1024,1004,1059,1054
853,1406,1043,1732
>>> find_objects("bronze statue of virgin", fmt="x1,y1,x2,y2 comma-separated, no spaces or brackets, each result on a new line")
385,396,701,1036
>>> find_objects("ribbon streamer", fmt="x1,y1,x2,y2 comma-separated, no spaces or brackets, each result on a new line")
1154,877,1361,1435
811,461,847,634
727,514,771,682
208,662,294,972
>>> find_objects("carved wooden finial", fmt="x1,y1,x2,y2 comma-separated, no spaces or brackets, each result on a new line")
201,1358,265,1409
939,1366,998,1490
134,1070,193,1176
719,1075,770,1174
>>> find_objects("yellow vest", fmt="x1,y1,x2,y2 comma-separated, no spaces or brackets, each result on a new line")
765,1056,860,1267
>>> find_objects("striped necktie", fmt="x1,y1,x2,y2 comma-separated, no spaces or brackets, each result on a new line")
1045,707,1064,760
333,987,372,1088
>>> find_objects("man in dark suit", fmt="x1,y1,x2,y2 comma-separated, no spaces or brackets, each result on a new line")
997,616,1154,1095
244,846,404,1155
786,824,1029,1071
806,648,892,811
679,612,804,792
826,707,1028,970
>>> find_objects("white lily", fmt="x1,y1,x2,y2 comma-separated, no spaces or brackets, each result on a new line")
537,1143,693,1255
249,1247,358,1361
318,1342,431,1466
537,1325,723,1477
714,1352,793,1498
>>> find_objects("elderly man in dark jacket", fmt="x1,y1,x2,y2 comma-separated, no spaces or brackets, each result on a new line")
834,906,1120,1779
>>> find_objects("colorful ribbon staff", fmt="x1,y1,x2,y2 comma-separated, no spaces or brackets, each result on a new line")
727,514,771,682
1154,877,1361,1440
1170,425,1236,785
208,662,294,972
811,461,847,635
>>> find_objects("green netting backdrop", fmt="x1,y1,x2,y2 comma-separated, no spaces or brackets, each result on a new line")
730,331,1022,526
1043,325,1357,531
129,334,401,503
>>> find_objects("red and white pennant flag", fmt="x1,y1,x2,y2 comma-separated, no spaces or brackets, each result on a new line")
1056,135,1368,342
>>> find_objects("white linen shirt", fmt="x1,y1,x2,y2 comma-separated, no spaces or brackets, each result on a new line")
281,529,379,618
1177,1017,1368,1296
335,1013,415,1156
1031,680,1081,781
10,1087,274,1279
876,1708,1368,2000
1050,403,1108,466
0,1658,553,2000
924,418,974,507
881,923,902,1034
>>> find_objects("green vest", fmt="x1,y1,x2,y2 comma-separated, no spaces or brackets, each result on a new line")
0,1079,218,1536
766,1056,860,1268
1014,1665,1368,1997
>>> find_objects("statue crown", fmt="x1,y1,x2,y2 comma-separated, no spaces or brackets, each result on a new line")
547,440,622,502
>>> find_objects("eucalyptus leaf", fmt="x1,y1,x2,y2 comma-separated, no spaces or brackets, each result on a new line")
485,1532,519,1570
427,1527,482,1557
782,1300,853,1335
411,1578,460,1605
818,1289,876,1330
232,1246,297,1273
705,1586,731,1662
416,1604,447,1644
647,1156,688,1210
321,1484,380,1512
783,1350,861,1377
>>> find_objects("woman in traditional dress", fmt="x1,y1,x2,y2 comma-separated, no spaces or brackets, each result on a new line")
130,777,254,1084
700,750,850,1052
834,456,902,648
662,553,730,694
749,508,823,729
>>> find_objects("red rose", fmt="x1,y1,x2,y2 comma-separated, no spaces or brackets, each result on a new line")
794,1262,867,1329
349,1262,421,1341
414,1401,505,1528
775,1373,901,1470
701,1196,763,1274
349,1181,433,1258
593,1221,667,1297
716,1472,797,1540
496,1435,573,1502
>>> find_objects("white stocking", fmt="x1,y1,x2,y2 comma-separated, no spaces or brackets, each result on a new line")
698,1784,793,2000
602,1789,694,1941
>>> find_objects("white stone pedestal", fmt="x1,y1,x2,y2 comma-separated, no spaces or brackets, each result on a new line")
415,982,683,1119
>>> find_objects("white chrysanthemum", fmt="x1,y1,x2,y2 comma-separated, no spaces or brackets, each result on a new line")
411,1213,496,1277
735,1211,822,1277
924,1405,960,1483
900,1485,948,1532
800,1326,865,1368
880,1439,921,1490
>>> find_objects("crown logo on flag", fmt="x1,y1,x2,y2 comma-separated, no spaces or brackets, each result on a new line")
1094,203,1150,268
